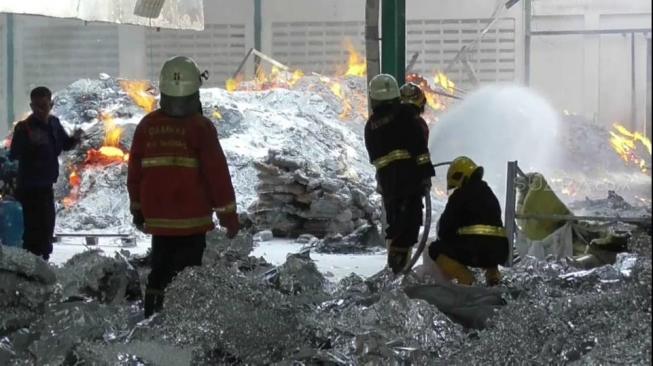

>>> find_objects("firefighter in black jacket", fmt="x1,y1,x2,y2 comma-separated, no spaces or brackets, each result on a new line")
365,74,435,274
428,156,508,286
399,82,429,143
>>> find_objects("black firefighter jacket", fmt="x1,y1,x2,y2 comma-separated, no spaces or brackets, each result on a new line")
364,104,435,201
436,170,509,267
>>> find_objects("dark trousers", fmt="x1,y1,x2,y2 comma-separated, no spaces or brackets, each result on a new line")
17,186,55,260
145,234,206,317
384,194,423,249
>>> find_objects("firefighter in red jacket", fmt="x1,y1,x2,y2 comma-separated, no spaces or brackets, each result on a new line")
365,74,435,274
128,56,240,317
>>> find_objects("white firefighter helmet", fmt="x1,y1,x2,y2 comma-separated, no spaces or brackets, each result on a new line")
369,74,400,102
159,56,202,97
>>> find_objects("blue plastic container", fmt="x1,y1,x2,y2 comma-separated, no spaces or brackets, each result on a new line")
0,199,24,248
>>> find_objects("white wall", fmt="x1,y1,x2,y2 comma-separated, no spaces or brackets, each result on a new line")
531,0,652,131
2,0,651,136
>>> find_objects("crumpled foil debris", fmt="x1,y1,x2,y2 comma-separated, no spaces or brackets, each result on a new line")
1,232,650,365
54,249,142,304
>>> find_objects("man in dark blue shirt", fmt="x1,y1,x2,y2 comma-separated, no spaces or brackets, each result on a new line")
9,86,82,260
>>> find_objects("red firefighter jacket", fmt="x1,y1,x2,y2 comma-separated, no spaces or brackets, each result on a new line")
127,110,236,236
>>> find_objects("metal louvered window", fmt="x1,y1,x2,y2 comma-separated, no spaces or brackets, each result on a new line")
145,23,247,87
407,18,516,88
270,21,365,75
21,22,119,93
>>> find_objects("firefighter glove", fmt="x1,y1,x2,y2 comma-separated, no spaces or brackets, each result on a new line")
131,209,145,232
219,212,240,239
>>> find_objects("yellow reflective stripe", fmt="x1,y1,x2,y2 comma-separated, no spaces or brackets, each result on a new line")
458,225,506,238
415,153,431,165
142,156,199,168
372,149,412,169
214,201,237,214
130,202,141,210
145,216,213,229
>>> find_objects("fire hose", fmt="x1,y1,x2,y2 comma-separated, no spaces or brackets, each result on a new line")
402,161,452,274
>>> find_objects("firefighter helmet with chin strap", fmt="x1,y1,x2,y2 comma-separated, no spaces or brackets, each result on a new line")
447,156,480,190
400,82,427,110
369,74,400,102
159,56,203,97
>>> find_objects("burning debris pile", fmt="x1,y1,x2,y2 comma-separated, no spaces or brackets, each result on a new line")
49,69,382,236
0,228,650,364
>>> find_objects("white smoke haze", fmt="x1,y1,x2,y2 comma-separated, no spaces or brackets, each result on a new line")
428,84,562,200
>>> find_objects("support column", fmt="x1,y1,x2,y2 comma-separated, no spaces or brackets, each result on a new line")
647,37,652,139
254,0,262,71
381,0,405,84
524,0,531,86
630,33,637,129
365,0,381,114
5,14,15,128
583,14,600,124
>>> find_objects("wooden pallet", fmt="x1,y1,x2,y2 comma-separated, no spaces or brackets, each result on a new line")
54,233,136,248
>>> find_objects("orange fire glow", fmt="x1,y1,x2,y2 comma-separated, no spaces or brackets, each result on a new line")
62,169,81,208
221,40,456,121
343,39,366,77
119,80,157,113
609,123,652,173
62,112,130,208
405,73,447,111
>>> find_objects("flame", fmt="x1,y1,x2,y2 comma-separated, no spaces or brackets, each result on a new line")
343,39,366,77
225,75,243,92
62,169,81,208
227,66,304,92
119,80,157,113
405,73,448,111
434,72,455,94
434,186,447,199
100,113,123,147
328,80,353,119
62,112,130,207
609,123,652,173
290,69,305,86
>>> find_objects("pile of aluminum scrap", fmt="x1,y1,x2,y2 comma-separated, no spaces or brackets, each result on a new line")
248,148,381,237
569,190,652,218
0,247,56,333
1,227,652,364
307,223,385,254
0,247,141,365
55,250,142,304
438,236,651,364
40,75,382,243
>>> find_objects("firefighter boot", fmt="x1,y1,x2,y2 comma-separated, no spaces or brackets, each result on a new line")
144,288,164,318
485,266,502,286
435,254,475,285
387,242,411,274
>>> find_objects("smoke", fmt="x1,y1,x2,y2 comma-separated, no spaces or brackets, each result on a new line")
428,84,562,201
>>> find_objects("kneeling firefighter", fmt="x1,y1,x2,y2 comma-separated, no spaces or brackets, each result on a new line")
428,156,508,286
365,74,435,274
128,56,240,317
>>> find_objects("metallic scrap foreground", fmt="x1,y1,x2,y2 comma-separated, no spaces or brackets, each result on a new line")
0,230,650,365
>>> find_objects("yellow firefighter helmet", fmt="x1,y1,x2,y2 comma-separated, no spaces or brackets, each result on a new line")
447,156,479,190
